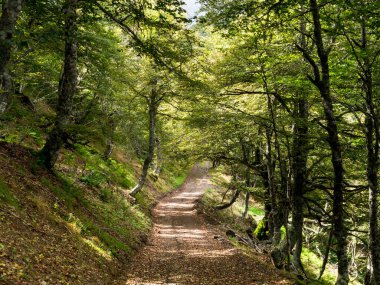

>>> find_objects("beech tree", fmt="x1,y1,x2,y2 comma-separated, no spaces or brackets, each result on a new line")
339,1,380,283
299,1,348,283
130,76,159,197
196,0,379,283
39,0,192,169
39,0,78,169
1,0,379,283
0,0,23,114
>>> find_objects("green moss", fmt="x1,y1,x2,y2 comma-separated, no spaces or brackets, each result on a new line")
280,225,286,240
163,163,189,190
134,189,155,214
0,178,20,208
254,219,269,240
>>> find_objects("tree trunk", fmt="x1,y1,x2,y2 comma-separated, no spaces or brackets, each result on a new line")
39,0,78,169
358,18,380,285
255,144,271,239
152,137,162,176
264,89,286,245
273,92,309,269
103,114,116,160
365,83,380,285
103,138,113,160
130,78,158,197
283,9,309,271
270,94,309,270
288,94,308,270
265,125,282,244
242,191,250,218
0,0,23,114
308,1,348,284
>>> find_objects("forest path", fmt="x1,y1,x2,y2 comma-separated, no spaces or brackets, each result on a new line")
114,164,291,285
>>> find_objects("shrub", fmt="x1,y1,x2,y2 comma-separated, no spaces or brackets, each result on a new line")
80,170,107,187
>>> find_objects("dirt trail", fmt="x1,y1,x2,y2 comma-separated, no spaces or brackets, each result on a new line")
116,164,291,285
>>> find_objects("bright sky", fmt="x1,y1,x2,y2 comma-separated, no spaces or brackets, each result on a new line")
183,0,201,18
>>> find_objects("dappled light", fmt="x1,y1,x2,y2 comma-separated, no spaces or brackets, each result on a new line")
2,0,374,283
119,165,291,285
65,213,114,261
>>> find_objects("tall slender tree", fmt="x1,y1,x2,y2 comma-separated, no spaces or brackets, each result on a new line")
341,1,380,283
285,8,309,270
130,77,159,197
296,0,348,283
39,0,78,169
0,0,23,114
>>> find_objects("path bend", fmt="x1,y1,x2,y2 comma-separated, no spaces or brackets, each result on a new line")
115,164,291,285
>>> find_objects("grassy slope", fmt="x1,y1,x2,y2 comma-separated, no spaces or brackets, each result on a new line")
0,104,188,284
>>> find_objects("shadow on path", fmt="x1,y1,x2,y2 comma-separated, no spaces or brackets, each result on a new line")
115,164,291,285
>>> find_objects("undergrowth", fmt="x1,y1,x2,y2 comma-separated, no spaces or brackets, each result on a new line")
201,167,354,285
0,135,188,283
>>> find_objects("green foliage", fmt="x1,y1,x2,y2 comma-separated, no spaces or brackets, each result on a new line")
80,170,107,188
163,163,189,189
0,100,46,149
71,145,137,191
80,219,132,256
99,188,113,203
2,0,378,282
107,159,135,189
301,248,337,285
249,206,264,216
171,172,187,188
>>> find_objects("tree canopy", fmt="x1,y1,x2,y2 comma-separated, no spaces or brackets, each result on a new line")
1,0,380,284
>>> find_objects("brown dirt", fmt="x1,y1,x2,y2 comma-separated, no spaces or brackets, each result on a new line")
0,142,124,284
114,164,292,285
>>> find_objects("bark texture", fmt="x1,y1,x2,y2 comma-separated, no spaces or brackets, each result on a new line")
242,191,250,218
130,78,158,197
308,1,348,283
265,95,283,245
270,94,309,270
103,114,116,160
288,94,308,269
0,0,22,114
282,10,310,271
359,19,380,285
152,137,162,176
39,0,78,169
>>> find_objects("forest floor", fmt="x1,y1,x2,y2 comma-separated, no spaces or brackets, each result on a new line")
114,164,292,285
0,141,186,284
0,140,292,284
